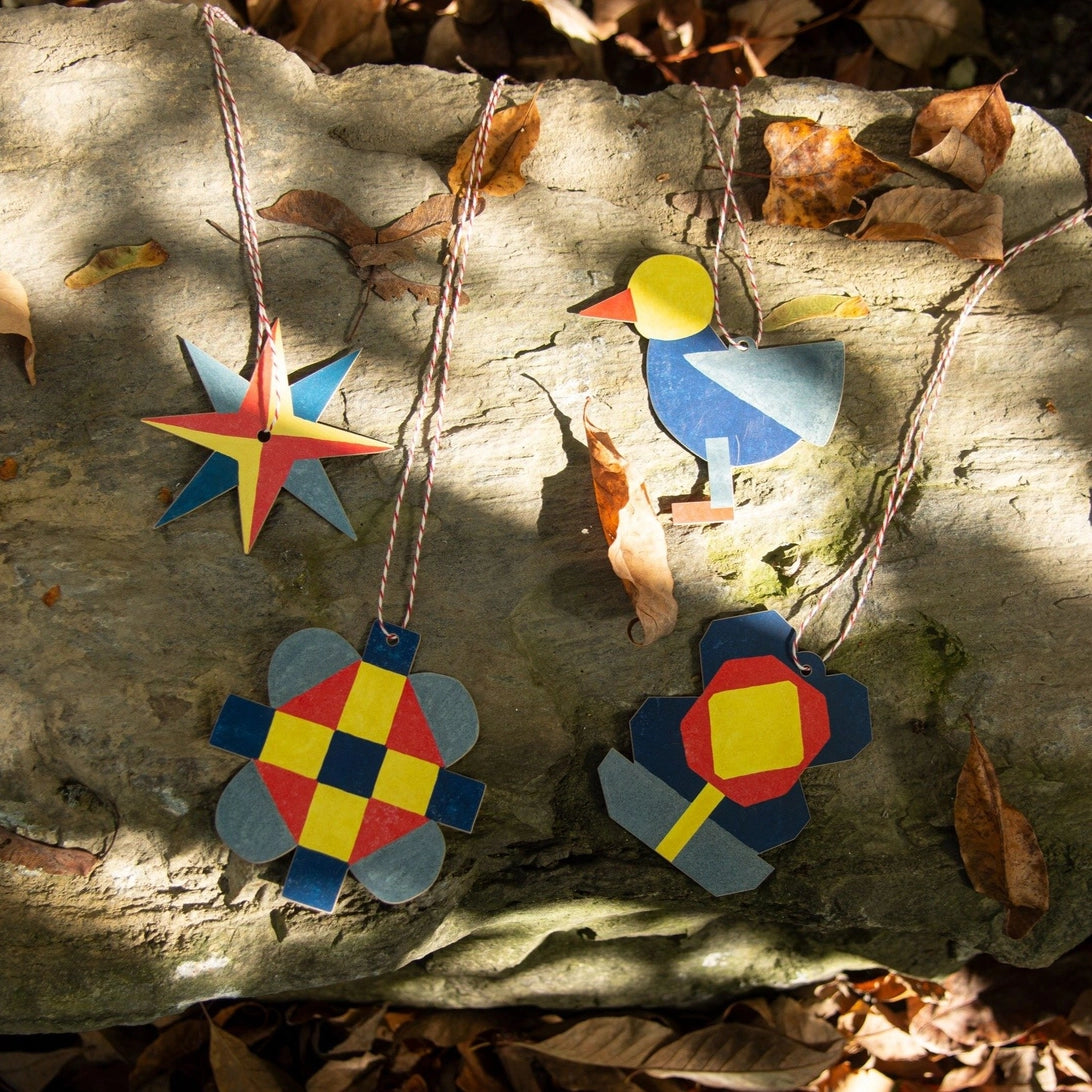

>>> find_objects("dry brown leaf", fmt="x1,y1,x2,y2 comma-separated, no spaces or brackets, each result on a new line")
63,240,168,289
129,1018,209,1090
954,730,1049,940
306,1053,383,1092
527,0,602,45
456,1042,511,1092
856,0,985,69
207,1019,303,1092
0,457,17,481
910,78,1015,191
851,186,1003,261
0,1047,82,1092
279,0,393,67
41,584,61,607
260,191,455,305
259,189,376,248
1069,989,1092,1037
657,0,706,54
0,270,36,384
643,1022,845,1089
584,405,678,645
763,119,900,229
765,294,869,331
0,826,99,877
847,1010,930,1063
727,0,821,67
448,96,541,198
519,1015,675,1069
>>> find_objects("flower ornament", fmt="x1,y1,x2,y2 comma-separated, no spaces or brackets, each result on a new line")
599,610,871,895
210,622,485,912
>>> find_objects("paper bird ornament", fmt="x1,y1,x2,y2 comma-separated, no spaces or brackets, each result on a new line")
581,255,845,523
145,321,391,552
210,622,485,912
599,610,870,895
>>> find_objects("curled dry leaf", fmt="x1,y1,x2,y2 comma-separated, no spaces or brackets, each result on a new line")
727,0,821,67
856,0,985,69
0,270,36,384
954,730,1049,940
763,119,900,229
851,186,1003,261
448,96,541,198
0,825,100,877
519,1015,675,1069
64,240,168,289
584,405,678,646
765,294,869,331
910,77,1015,191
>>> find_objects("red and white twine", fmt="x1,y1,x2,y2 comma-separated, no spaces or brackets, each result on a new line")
693,82,765,347
695,80,1091,667
376,77,509,635
202,5,281,433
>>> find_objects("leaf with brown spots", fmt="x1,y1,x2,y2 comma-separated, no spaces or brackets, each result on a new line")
448,96,541,198
851,186,1003,260
64,241,168,289
763,119,900,229
0,825,100,877
954,730,1049,940
584,405,677,646
856,0,985,69
910,77,1015,191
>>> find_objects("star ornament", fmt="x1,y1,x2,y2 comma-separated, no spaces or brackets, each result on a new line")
145,321,391,553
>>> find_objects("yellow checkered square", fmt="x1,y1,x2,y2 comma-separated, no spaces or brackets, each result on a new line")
260,711,333,778
337,662,406,744
371,750,439,815
298,783,368,861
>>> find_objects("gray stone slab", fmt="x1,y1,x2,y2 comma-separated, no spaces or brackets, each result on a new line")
0,0,1089,1032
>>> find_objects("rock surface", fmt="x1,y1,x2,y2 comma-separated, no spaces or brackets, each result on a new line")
1,1,1090,1033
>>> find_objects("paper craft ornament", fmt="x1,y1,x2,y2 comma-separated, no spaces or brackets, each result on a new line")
146,321,390,553
599,610,870,895
210,621,485,912
580,255,844,523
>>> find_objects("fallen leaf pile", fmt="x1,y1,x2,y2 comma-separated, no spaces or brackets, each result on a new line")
584,404,678,644
671,73,1015,266
257,96,539,324
3,947,1089,1091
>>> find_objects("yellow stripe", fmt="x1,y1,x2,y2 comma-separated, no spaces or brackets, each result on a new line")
656,783,723,861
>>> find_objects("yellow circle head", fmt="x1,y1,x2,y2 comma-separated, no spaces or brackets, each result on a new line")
629,254,714,341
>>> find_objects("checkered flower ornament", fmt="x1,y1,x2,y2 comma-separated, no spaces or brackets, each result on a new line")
210,622,485,912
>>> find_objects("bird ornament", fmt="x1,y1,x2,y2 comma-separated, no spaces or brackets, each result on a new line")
581,254,845,522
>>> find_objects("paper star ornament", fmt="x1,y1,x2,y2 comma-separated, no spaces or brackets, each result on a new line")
145,321,390,552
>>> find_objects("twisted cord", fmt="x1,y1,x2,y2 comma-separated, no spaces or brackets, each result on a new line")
791,203,1092,666
693,82,764,346
201,5,282,431
376,77,508,633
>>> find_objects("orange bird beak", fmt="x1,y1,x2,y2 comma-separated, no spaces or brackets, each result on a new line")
579,287,637,323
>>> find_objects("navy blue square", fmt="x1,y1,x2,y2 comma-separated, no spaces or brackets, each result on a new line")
318,732,385,797
283,848,348,913
210,695,274,759
426,768,484,832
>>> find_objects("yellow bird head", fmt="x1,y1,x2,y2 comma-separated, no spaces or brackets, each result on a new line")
580,255,714,341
